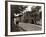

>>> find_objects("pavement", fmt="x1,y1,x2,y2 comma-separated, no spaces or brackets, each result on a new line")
19,22,42,31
